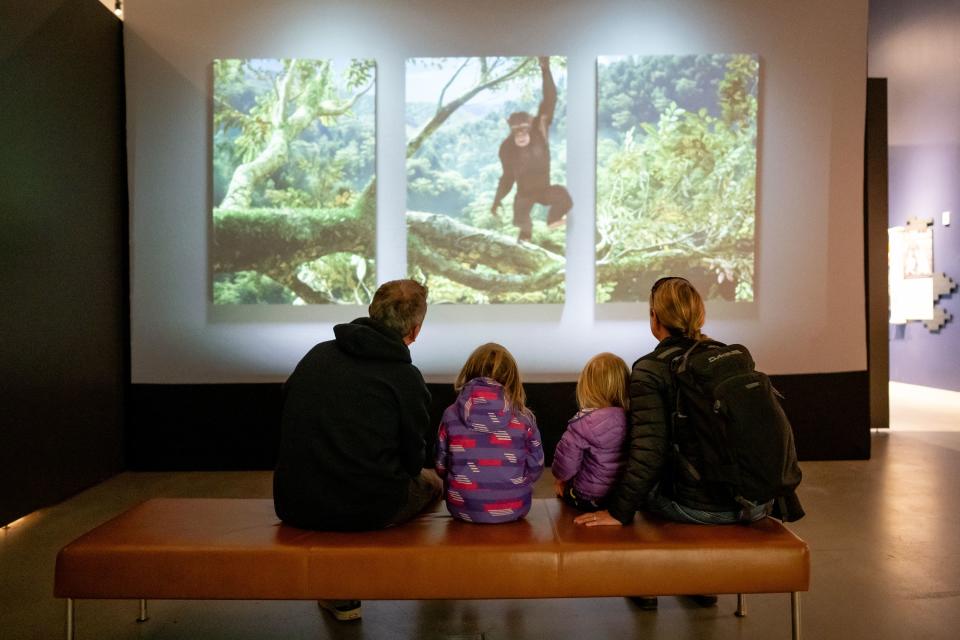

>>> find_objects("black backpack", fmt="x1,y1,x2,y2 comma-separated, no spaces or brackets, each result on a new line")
662,340,805,522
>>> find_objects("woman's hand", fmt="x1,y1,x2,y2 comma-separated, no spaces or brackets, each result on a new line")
553,479,566,497
573,509,620,526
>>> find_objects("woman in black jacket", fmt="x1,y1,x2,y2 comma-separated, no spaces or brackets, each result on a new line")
573,276,772,608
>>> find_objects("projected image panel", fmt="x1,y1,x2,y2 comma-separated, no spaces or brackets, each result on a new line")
406,56,569,304
596,54,758,303
212,58,376,305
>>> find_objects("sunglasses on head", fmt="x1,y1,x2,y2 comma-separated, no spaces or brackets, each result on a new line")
650,276,690,293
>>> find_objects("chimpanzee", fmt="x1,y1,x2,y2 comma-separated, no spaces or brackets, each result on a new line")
490,56,572,242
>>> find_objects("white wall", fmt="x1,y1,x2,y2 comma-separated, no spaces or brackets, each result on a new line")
125,0,869,383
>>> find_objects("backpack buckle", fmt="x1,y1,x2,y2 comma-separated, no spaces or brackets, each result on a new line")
735,496,773,522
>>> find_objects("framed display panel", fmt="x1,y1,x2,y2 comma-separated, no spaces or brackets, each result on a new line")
888,225,934,323
211,58,377,305
405,56,570,304
596,54,759,303
889,217,956,332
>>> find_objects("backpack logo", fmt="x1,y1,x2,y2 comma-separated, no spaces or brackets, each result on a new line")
707,349,742,363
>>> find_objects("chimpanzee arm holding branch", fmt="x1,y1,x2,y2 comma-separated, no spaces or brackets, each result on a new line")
535,55,556,137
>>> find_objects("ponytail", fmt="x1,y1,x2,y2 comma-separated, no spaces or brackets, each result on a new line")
649,277,709,341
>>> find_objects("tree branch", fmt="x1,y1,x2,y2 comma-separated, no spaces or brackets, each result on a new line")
406,57,535,159
437,58,472,113
272,59,299,126
265,269,336,304
213,207,568,296
212,207,372,273
412,241,565,294
406,211,562,274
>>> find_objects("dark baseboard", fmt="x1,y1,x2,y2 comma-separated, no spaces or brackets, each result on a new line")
126,383,285,471
127,370,870,471
771,370,870,460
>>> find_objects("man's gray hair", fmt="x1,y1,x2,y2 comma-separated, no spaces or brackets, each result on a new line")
368,279,428,338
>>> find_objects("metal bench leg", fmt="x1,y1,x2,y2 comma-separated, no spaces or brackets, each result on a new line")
791,592,801,640
66,598,75,640
735,593,746,617
137,599,149,623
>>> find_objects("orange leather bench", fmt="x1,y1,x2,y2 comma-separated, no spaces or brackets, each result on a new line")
55,498,809,639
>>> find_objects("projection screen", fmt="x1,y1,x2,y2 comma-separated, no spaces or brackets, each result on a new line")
125,0,868,383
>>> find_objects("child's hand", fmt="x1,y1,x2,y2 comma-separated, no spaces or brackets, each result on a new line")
553,479,566,497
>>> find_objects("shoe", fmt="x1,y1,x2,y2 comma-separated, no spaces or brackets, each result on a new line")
318,599,362,621
685,594,718,607
547,217,567,229
628,596,658,610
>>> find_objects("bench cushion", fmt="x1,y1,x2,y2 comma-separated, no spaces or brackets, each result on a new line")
55,498,808,600
55,498,560,599
547,500,810,596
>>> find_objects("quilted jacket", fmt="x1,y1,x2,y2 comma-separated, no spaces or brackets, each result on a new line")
551,407,627,501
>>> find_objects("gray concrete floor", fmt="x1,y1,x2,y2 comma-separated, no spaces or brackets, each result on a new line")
3,431,960,639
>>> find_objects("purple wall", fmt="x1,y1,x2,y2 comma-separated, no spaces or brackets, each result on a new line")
870,0,960,392
887,145,960,390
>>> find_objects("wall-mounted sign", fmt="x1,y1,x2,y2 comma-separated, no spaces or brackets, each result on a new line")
889,216,957,332
889,223,934,323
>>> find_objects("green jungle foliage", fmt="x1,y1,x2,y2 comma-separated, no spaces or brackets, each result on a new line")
212,58,376,305
213,271,295,304
597,54,758,303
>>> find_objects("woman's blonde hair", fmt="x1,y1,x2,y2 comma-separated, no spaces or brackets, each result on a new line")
649,276,709,341
576,352,630,410
455,343,528,416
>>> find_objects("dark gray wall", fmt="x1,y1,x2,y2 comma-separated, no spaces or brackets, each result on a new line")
0,0,127,525
865,78,890,429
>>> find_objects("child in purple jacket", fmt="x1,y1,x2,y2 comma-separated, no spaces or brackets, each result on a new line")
552,352,629,512
436,343,545,524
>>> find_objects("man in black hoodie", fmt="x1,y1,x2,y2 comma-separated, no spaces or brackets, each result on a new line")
273,279,440,621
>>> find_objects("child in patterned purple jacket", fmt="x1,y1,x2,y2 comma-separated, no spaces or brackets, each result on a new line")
435,343,545,524
552,352,629,512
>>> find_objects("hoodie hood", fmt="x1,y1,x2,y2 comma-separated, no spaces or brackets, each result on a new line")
334,317,411,363
456,377,507,425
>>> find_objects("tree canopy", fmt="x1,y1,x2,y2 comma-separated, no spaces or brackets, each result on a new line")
596,54,758,302
212,58,378,304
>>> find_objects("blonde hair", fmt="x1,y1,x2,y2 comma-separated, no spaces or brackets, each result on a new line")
650,277,709,341
576,352,630,410
455,343,528,416
368,279,428,338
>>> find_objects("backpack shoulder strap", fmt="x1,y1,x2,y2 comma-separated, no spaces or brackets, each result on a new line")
655,345,684,361
634,342,686,370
